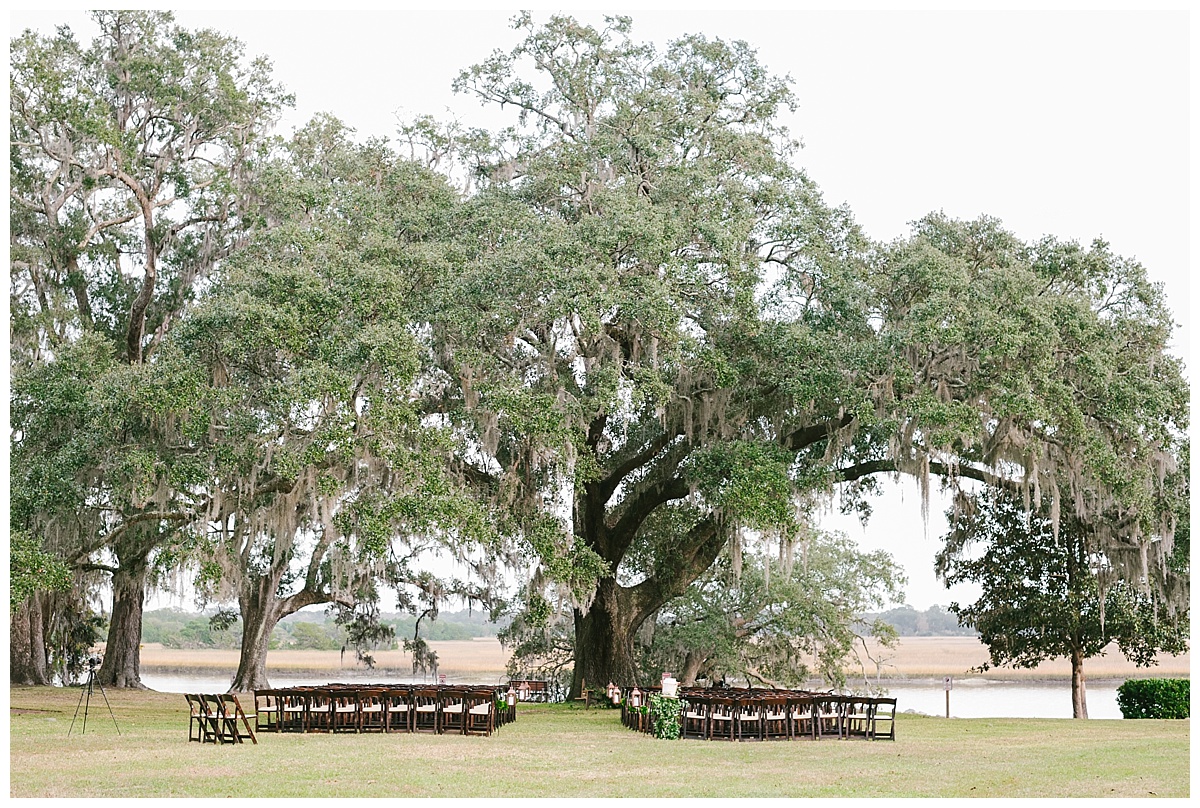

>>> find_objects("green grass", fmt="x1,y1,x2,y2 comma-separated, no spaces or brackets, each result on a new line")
8,686,1190,798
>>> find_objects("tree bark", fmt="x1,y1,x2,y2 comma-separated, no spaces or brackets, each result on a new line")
10,595,52,685
1070,646,1088,719
570,508,726,698
571,578,641,697
97,550,149,689
229,574,328,693
230,579,285,693
680,649,707,686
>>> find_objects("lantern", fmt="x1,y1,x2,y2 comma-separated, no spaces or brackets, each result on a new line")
518,682,531,702
506,687,517,708
607,681,619,704
630,687,642,708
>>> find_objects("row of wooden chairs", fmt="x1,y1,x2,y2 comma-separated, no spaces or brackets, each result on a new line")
682,692,896,741
253,685,515,736
620,686,896,741
185,693,257,744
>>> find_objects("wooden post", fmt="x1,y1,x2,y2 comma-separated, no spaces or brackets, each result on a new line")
944,676,952,718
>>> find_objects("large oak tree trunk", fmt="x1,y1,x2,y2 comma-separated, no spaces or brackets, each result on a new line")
1070,646,1088,719
97,551,149,689
570,516,726,699
230,583,284,693
10,595,52,685
229,573,326,693
571,578,641,696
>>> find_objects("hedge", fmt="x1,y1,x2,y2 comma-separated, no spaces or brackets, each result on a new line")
1115,678,1189,719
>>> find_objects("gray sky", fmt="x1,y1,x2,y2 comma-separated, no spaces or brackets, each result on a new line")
11,4,1191,610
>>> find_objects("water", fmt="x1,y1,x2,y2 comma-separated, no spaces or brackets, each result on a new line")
141,671,506,693
142,672,1128,719
871,679,1126,720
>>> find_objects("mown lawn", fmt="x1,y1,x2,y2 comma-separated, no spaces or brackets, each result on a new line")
8,686,1189,798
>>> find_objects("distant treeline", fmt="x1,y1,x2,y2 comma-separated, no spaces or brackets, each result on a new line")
865,604,977,636
141,608,503,650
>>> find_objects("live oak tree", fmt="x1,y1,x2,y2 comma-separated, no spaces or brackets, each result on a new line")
437,15,1188,696
8,331,216,686
180,118,505,691
937,488,1189,718
437,13,890,697
9,10,289,686
8,530,72,685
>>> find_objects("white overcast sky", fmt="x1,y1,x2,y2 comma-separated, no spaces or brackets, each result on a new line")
9,3,1193,611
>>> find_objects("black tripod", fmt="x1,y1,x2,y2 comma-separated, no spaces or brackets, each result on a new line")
69,658,120,736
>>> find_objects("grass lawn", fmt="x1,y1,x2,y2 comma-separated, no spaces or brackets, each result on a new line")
8,685,1189,798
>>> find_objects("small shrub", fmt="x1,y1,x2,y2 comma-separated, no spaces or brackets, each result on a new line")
1116,678,1190,719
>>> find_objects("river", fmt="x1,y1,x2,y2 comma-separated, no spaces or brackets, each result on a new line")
140,672,1131,719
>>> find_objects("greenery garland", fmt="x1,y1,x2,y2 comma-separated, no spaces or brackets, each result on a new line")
649,693,682,740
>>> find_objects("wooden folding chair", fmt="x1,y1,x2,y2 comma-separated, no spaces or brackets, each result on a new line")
788,694,817,739
384,688,412,733
869,697,897,740
358,689,386,732
707,696,736,741
813,694,845,739
681,695,710,740
280,690,308,732
200,694,231,743
254,689,280,733
735,696,764,741
185,694,209,743
217,694,258,744
464,689,496,736
413,688,440,734
332,691,359,733
761,695,790,740
842,696,873,739
440,688,468,735
306,689,335,732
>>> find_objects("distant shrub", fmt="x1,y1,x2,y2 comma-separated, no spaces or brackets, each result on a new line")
1116,678,1189,719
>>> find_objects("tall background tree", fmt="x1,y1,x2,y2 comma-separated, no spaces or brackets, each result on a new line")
437,14,1189,695
178,116,507,691
440,13,885,697
937,487,1189,718
10,10,289,686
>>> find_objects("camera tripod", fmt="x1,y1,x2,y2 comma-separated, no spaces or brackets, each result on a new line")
69,660,121,736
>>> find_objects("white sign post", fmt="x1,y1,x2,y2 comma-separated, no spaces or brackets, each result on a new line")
944,676,952,718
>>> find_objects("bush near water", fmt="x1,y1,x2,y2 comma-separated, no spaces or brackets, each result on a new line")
1116,678,1189,719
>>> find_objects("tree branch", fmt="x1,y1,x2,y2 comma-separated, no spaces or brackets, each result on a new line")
606,475,691,554
595,430,673,505
781,412,855,452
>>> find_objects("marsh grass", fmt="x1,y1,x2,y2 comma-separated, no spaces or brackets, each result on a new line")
8,686,1189,798
136,637,1190,681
